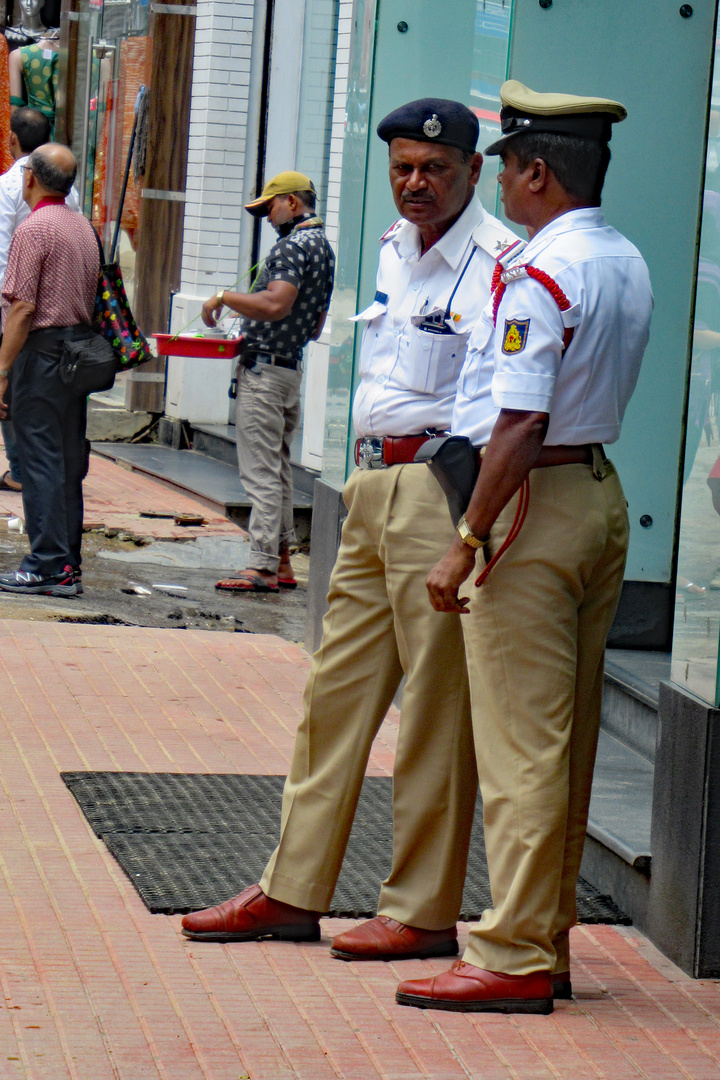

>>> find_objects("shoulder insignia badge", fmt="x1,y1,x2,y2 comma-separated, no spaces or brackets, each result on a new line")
502,318,530,354
423,113,442,138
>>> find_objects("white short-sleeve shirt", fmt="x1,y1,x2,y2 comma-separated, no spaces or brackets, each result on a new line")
351,195,518,437
453,206,654,446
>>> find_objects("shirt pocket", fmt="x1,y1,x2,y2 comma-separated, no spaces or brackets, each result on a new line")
457,313,494,400
350,299,388,377
392,324,470,396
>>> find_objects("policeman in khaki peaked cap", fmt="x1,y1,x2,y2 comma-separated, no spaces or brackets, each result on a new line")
396,83,653,1012
182,97,522,960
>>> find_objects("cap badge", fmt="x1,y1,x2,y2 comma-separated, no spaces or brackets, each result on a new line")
423,113,442,138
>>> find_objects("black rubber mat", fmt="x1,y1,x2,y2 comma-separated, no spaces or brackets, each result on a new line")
61,771,631,923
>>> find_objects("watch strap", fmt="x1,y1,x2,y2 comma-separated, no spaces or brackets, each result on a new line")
457,515,488,550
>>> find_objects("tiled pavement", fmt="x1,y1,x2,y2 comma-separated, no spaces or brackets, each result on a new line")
0,449,240,541
1,616,720,1079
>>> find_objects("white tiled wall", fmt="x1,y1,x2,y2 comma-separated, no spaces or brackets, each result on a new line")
167,0,258,422
180,0,255,295
167,0,353,436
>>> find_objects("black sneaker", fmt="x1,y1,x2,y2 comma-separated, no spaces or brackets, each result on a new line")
0,565,78,597
71,567,83,595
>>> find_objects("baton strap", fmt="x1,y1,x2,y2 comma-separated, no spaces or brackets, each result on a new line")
474,443,605,588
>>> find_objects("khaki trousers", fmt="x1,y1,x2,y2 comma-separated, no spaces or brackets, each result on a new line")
461,459,629,975
235,363,301,572
261,464,478,928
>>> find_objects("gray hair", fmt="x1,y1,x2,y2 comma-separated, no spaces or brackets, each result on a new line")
28,148,77,196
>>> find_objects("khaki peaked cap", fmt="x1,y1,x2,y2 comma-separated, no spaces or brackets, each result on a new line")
485,80,627,155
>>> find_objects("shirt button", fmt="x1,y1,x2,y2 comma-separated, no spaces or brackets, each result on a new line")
376,374,388,384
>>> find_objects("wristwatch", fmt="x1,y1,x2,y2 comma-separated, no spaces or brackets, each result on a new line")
216,289,226,306
0,369,10,378
457,515,489,550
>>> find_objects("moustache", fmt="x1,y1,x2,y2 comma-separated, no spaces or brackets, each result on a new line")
401,195,434,204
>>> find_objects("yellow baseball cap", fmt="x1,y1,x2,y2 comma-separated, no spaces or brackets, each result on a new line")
245,171,316,217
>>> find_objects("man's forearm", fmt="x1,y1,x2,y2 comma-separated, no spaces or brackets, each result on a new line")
222,287,294,322
0,302,35,371
462,409,549,541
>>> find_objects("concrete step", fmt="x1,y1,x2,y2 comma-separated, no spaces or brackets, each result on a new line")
190,423,318,499
583,651,668,885
91,442,314,516
580,651,669,928
588,729,653,874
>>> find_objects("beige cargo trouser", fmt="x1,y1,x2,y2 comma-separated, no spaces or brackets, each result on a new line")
461,458,629,975
235,362,301,573
261,463,478,929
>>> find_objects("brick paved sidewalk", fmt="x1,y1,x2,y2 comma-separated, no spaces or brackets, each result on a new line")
1,619,719,1080
0,447,241,540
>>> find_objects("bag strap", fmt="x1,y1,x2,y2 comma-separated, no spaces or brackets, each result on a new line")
92,227,108,267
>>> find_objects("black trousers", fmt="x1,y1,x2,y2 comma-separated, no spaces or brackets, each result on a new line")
11,326,89,577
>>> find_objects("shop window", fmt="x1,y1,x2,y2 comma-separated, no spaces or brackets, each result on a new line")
470,0,513,213
672,29,720,704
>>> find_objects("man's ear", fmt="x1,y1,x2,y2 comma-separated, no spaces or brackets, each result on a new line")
527,158,548,194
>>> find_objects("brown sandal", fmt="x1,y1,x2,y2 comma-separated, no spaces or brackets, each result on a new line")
215,570,279,593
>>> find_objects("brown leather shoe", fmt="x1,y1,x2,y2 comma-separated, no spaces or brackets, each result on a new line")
181,883,321,943
553,970,572,999
331,915,458,961
396,960,554,1014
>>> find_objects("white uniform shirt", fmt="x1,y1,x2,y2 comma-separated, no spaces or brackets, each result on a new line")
0,156,81,284
453,206,653,446
351,195,517,436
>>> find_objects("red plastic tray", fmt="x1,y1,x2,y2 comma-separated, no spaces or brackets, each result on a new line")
154,333,244,358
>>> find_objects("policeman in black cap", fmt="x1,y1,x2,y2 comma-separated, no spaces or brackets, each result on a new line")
182,98,519,960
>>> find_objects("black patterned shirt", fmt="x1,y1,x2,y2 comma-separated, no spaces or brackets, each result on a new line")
240,217,335,363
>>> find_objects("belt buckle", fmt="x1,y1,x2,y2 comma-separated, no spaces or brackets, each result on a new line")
357,437,386,469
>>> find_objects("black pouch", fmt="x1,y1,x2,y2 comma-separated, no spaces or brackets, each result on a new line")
414,435,480,526
59,333,117,396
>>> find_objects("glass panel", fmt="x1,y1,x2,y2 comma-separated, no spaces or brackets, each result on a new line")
295,0,340,220
73,0,151,400
469,0,513,214
671,17,720,706
321,0,377,489
320,0,514,489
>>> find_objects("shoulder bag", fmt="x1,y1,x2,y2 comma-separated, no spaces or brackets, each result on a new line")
92,230,154,370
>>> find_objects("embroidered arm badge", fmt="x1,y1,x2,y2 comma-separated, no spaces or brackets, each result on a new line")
502,318,530,354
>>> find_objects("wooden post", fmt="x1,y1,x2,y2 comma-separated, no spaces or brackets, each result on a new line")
126,0,196,414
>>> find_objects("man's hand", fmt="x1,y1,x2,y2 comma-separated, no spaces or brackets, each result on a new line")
426,538,478,613
201,294,223,328
0,373,8,419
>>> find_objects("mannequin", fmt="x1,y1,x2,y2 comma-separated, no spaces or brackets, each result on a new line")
5,0,56,47
9,7,60,137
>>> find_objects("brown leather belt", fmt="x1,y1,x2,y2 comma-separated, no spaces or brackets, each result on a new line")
355,434,439,468
531,444,595,468
356,436,599,471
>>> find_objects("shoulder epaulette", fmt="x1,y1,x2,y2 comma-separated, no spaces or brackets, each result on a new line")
379,219,403,243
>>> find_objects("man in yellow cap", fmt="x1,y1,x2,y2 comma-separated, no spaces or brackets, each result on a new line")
201,171,334,593
396,81,653,1013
